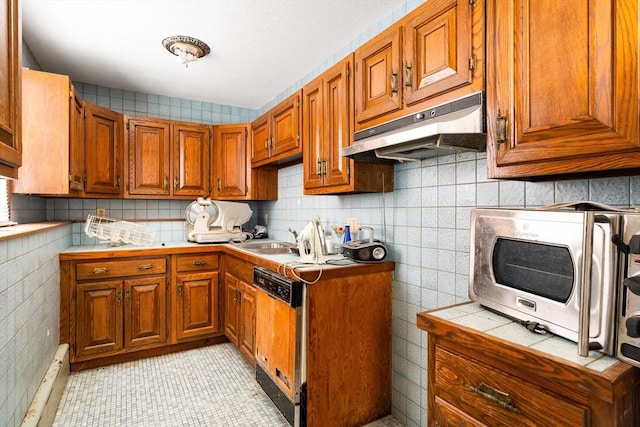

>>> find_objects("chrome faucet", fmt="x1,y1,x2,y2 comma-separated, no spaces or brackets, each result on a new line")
288,228,298,242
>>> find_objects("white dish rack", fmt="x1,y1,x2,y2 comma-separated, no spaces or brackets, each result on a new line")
84,214,155,246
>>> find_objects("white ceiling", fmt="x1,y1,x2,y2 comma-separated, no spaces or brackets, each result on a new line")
21,0,408,110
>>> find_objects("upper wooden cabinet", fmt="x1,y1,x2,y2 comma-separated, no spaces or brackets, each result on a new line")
354,0,483,130
15,70,122,197
0,0,21,179
14,69,84,195
126,117,210,199
212,124,277,200
84,102,123,196
487,0,639,179
251,90,302,167
303,54,393,194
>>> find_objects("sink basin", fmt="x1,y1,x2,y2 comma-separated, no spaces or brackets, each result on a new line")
239,241,298,255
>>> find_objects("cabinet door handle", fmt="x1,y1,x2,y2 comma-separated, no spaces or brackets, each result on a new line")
138,264,153,270
116,175,121,187
404,65,412,87
496,110,508,145
178,284,183,297
192,260,207,266
174,177,179,191
116,290,122,305
466,383,518,413
125,290,131,304
92,267,108,275
163,176,169,190
316,160,322,176
217,179,221,191
390,72,398,93
322,160,327,176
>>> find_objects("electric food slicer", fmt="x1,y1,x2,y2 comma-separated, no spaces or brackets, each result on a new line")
185,197,253,243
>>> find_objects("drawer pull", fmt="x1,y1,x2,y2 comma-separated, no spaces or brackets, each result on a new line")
466,382,518,413
138,264,153,270
92,267,108,275
192,260,207,266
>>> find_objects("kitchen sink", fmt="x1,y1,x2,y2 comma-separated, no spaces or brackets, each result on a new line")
238,241,298,255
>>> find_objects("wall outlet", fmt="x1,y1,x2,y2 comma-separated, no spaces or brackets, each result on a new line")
347,216,358,234
96,207,106,217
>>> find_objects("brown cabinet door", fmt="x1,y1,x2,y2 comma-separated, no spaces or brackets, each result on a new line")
84,103,123,195
124,276,167,348
487,0,639,178
69,88,85,192
172,122,210,196
126,118,170,196
75,281,124,360
403,0,474,106
354,25,403,125
239,282,256,365
270,91,302,158
224,272,240,346
302,76,325,190
0,0,21,178
303,55,354,192
174,271,220,341
213,124,248,198
323,56,353,188
250,115,270,164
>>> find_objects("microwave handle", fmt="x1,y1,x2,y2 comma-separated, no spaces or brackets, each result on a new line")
578,211,595,357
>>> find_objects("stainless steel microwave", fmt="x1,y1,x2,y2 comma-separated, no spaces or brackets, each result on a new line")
469,206,622,355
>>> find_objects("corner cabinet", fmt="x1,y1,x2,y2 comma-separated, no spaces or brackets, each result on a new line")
0,0,21,179
417,304,640,426
251,90,302,167
486,0,640,178
125,117,210,199
212,124,277,200
303,54,393,194
223,256,256,367
354,0,484,130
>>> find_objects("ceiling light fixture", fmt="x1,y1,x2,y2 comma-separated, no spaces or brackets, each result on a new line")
162,35,210,67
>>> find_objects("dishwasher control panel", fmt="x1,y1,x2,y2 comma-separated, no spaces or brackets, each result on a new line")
254,266,303,307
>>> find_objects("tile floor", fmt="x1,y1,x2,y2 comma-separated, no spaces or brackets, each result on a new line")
53,343,404,427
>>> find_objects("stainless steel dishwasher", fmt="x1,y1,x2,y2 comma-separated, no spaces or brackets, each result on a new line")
253,266,306,426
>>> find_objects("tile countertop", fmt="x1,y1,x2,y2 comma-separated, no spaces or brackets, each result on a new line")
420,302,619,373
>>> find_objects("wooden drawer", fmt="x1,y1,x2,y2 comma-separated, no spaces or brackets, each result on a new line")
76,258,167,281
434,346,588,426
176,254,219,272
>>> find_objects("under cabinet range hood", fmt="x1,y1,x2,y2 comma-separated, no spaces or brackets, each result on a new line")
342,92,486,162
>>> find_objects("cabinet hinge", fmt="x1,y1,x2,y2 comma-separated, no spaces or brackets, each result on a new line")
469,54,477,72
297,134,300,141
347,164,351,179
347,63,351,79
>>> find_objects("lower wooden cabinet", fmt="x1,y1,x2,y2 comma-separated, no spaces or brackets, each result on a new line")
172,254,222,343
224,256,256,366
72,257,169,363
417,304,640,426
62,252,224,369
